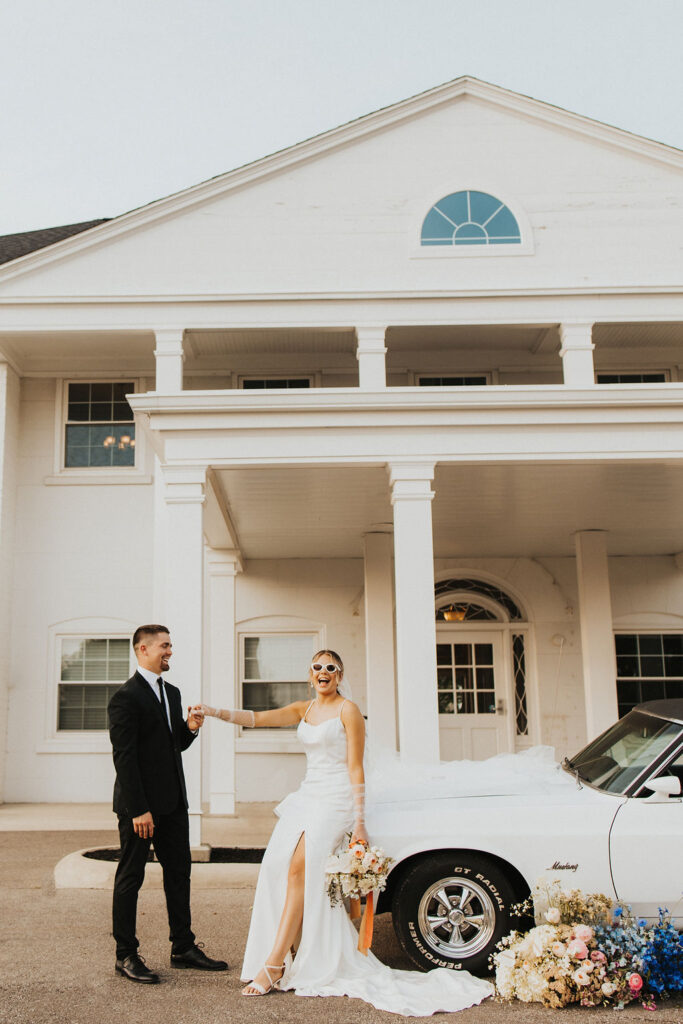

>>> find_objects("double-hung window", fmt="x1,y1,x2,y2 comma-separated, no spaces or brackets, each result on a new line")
615,633,683,717
58,637,131,730
241,634,314,723
64,382,136,467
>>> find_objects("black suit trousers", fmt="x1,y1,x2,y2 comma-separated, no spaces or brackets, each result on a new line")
112,801,195,959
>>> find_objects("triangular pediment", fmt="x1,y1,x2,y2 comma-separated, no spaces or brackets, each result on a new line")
1,76,681,298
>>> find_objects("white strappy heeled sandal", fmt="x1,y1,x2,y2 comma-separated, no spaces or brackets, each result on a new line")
241,963,284,996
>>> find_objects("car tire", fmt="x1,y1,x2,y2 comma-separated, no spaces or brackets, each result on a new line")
391,853,517,975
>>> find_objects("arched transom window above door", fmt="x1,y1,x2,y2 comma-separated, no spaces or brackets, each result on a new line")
421,190,522,247
435,577,525,622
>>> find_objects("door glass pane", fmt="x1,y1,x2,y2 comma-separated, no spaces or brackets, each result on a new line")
456,691,474,714
437,668,453,688
438,691,455,714
476,666,494,689
453,644,470,666
474,644,493,665
455,667,473,691
476,691,496,714
436,644,452,664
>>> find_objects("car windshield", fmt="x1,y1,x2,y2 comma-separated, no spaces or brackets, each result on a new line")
567,711,680,795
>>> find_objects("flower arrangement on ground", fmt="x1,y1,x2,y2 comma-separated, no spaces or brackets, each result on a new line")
492,880,682,1010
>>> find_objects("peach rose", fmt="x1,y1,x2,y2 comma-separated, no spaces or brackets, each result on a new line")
573,924,593,943
567,938,589,959
545,907,561,924
628,973,643,993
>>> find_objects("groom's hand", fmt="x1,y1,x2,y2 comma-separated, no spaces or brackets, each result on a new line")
187,705,204,731
133,811,154,839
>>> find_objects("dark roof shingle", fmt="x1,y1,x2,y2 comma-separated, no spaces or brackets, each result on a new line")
0,219,110,266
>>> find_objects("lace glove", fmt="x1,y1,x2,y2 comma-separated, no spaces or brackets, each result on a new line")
351,782,368,843
197,704,255,727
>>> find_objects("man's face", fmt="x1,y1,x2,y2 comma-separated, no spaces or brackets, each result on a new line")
138,632,172,675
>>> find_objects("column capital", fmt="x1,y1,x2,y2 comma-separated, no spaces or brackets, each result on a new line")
355,325,387,352
559,322,595,354
388,461,435,491
206,548,244,575
162,465,206,504
154,327,186,349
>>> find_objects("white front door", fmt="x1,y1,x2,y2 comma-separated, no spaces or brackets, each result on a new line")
437,630,513,760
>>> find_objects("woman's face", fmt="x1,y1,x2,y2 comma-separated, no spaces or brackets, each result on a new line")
309,653,342,698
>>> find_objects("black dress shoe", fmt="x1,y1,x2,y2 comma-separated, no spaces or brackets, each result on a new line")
115,954,160,984
170,943,228,971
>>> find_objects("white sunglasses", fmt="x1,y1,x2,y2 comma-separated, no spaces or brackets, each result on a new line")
311,662,341,673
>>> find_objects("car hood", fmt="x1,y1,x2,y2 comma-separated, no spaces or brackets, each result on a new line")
367,745,578,806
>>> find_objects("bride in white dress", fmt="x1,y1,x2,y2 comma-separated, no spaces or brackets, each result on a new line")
197,650,493,1016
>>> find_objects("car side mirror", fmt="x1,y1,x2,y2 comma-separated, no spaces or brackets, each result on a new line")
643,775,682,801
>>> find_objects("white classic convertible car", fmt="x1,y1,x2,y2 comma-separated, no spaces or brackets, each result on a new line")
371,699,683,974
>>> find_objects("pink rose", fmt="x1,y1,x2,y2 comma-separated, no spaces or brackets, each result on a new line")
573,924,593,942
628,973,643,993
567,938,589,960
590,950,606,963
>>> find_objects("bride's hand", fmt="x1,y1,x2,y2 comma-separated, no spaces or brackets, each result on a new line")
194,703,217,718
351,823,369,845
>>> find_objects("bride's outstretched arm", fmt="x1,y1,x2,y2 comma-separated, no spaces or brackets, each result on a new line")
343,702,369,844
194,701,306,728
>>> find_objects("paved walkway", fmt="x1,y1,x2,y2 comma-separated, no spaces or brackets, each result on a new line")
0,801,278,845
0,808,681,1023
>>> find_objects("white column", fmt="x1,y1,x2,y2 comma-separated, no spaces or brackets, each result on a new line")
154,328,185,392
0,363,20,802
389,463,440,762
575,530,618,739
206,549,242,814
356,326,387,390
163,466,206,846
559,322,595,387
363,530,397,754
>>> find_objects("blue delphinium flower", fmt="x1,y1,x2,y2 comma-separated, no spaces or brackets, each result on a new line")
641,909,683,995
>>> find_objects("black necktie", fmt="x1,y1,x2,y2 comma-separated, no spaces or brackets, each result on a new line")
156,677,170,728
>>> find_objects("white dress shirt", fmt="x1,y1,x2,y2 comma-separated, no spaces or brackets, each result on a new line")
136,664,172,729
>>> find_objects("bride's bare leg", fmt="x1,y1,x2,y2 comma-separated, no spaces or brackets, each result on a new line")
242,834,306,995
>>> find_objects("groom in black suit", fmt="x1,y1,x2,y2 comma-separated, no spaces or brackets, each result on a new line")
108,624,227,983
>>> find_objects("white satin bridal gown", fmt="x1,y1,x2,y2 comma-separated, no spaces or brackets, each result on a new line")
240,701,494,1016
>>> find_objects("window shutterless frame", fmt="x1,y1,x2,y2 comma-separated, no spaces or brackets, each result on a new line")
39,620,137,754
48,378,151,484
240,632,317,726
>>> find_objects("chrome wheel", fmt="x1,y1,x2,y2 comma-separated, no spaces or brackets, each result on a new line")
417,876,496,959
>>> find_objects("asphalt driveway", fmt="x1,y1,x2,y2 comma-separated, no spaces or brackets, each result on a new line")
0,831,681,1024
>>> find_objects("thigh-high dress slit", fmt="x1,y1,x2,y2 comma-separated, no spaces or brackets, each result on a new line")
240,714,494,1016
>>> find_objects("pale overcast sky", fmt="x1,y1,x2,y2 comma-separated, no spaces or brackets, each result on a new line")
1,0,681,235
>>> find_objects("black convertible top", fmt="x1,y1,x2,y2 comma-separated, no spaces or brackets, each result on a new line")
637,699,683,724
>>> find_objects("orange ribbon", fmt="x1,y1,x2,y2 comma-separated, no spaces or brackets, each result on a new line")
357,891,374,956
349,895,361,920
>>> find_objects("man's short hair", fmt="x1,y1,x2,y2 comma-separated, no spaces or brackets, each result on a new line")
133,624,170,649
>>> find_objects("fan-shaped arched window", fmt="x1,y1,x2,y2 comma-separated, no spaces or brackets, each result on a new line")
421,190,521,247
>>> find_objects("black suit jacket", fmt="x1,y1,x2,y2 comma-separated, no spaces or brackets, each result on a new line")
108,672,197,819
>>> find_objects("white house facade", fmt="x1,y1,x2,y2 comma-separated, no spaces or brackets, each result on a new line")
1,77,683,844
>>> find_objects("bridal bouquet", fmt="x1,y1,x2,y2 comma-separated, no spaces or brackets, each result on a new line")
325,838,394,955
